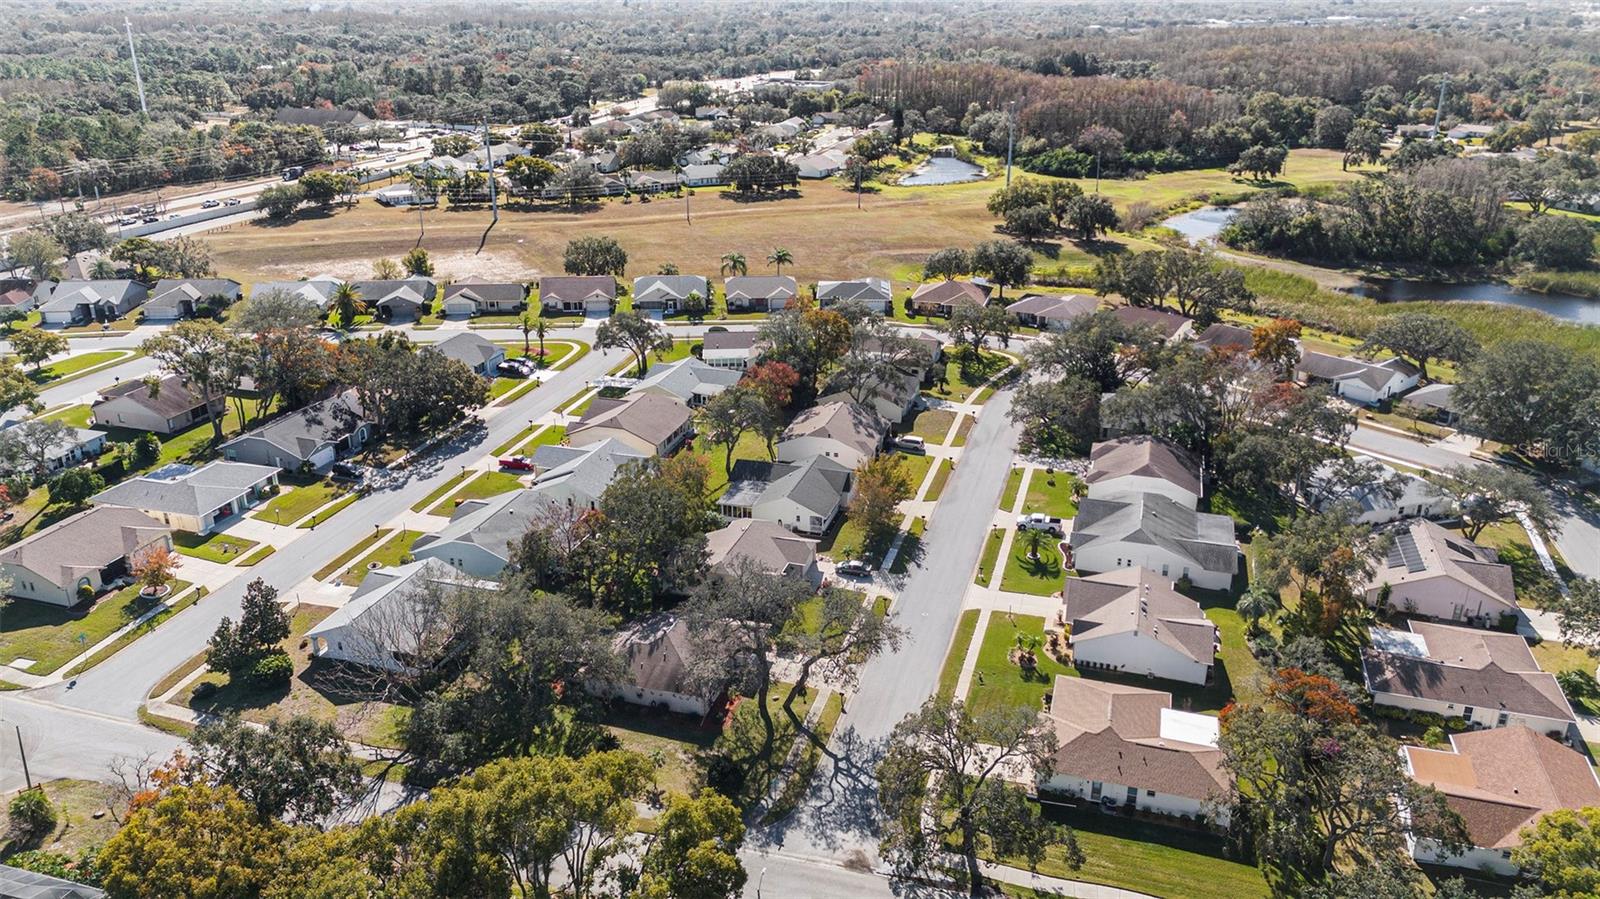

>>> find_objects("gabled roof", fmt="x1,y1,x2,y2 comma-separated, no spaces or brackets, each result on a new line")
1405,382,1458,413
615,615,702,697
307,559,485,654
251,278,341,309
1111,305,1192,340
349,278,436,306
274,107,371,127
633,358,741,404
911,280,990,308
1193,322,1254,353
146,279,241,310
1071,492,1237,573
222,390,368,461
539,276,616,302
719,455,852,518
570,393,692,449
1085,436,1203,499
1404,726,1600,849
0,506,167,589
1307,460,1443,519
443,280,526,304
1366,518,1515,608
705,519,817,577
432,332,502,369
779,400,885,458
1296,351,1419,391
816,278,892,302
1363,620,1573,723
94,374,210,418
92,461,278,518
632,275,709,304
1063,567,1217,666
703,331,762,353
1006,293,1100,323
1047,676,1229,802
35,280,145,314
528,438,647,504
0,862,105,899
724,276,796,301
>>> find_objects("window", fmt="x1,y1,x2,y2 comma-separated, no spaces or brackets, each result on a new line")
1161,564,1169,577
1146,790,1156,797
1125,786,1138,805
1496,712,1508,727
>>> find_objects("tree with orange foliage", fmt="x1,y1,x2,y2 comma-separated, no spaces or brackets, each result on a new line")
1220,667,1467,875
1252,503,1388,639
1250,317,1302,379
743,360,800,411
131,544,181,595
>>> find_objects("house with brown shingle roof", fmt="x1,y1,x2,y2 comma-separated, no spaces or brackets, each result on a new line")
705,518,821,586
91,374,226,435
567,393,693,456
1294,350,1420,406
1006,293,1099,331
1042,677,1232,827
1402,726,1600,875
0,507,170,607
1061,568,1219,685
1362,518,1516,625
1363,621,1577,740
910,280,991,317
775,400,886,470
1084,436,1203,510
1111,305,1194,342
538,276,615,315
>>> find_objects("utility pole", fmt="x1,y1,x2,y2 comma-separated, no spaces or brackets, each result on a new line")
1004,100,1016,188
483,119,499,223
14,725,30,791
1432,76,1448,137
125,17,148,117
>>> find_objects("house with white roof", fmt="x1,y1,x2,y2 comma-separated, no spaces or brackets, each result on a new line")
1060,568,1219,685
91,461,280,535
1362,518,1516,624
816,278,892,314
1042,677,1232,827
1069,492,1239,591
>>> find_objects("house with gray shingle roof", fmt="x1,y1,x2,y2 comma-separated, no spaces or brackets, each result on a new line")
143,278,242,321
0,506,170,606
220,390,372,472
351,278,437,322
1070,492,1239,591
92,461,280,535
705,518,820,585
568,393,693,456
702,330,764,369
1061,567,1218,685
34,280,148,325
441,278,526,316
716,455,853,536
632,275,709,315
1361,518,1515,624
1402,382,1460,425
605,615,712,716
1295,350,1420,405
776,400,886,470
91,374,224,435
306,558,489,672
1007,293,1100,331
432,332,505,376
539,276,615,315
910,280,990,317
250,277,341,312
1110,305,1194,343
723,276,797,313
631,358,741,407
1084,436,1203,510
816,277,892,313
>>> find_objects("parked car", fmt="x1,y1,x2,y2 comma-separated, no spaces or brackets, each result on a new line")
498,455,536,472
497,360,529,377
329,461,363,481
384,155,398,162
166,213,181,220
223,197,242,206
118,217,137,226
1016,513,1065,535
836,559,874,578
200,199,221,209
897,435,927,453
141,215,159,223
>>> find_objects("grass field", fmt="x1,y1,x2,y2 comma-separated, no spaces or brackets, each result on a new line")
1000,534,1066,596
975,527,1005,587
1000,467,1026,512
172,530,259,563
428,470,524,516
936,609,982,702
1022,471,1081,519
905,408,957,444
924,458,953,502
339,529,424,585
30,350,129,385
0,580,190,675
250,478,346,525
314,529,392,582
965,613,1072,715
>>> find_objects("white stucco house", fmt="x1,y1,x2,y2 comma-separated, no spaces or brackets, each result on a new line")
91,461,280,536
702,331,763,370
1060,568,1219,686
775,400,886,470
705,518,822,586
1295,351,1421,405
1361,518,1516,625
306,559,490,672
539,276,615,315
816,278,892,314
0,507,170,607
716,455,853,537
567,393,694,457
724,276,796,312
604,615,714,717
90,375,225,435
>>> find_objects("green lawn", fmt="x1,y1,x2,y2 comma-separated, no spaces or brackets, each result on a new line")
299,493,358,528
238,545,276,566
1022,471,1081,519
39,404,93,427
0,580,192,675
410,470,473,512
975,527,1005,587
1468,520,1572,609
923,348,1010,403
314,528,392,582
602,706,720,798
692,429,773,498
510,424,567,457
250,479,347,526
894,451,934,494
91,397,266,475
1000,467,1026,512
63,582,204,677
609,339,699,375
172,530,260,564
965,613,1073,715
489,376,529,400
428,471,524,517
890,516,926,575
924,458,953,502
30,350,127,384
816,512,871,560
1532,639,1600,715
905,408,957,444
999,535,1066,596
502,339,577,369
950,415,975,447
339,529,425,585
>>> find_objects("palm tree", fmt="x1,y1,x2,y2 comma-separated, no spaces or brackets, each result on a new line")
719,252,747,278
534,317,549,364
332,282,364,331
1023,526,1045,562
518,309,536,356
766,247,794,274
1236,586,1280,637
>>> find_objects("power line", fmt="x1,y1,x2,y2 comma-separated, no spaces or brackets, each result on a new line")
124,17,148,117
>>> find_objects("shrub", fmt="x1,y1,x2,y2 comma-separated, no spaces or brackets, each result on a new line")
133,433,161,467
1444,716,1469,731
191,681,219,701
1421,725,1447,747
7,790,56,841
76,583,94,603
246,650,293,689
1557,668,1600,702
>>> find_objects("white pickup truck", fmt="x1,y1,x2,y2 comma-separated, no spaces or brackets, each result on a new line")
1016,513,1065,535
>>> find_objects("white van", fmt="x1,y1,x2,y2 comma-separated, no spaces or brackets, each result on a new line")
898,435,927,453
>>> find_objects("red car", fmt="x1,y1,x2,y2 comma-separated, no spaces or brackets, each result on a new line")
498,455,536,472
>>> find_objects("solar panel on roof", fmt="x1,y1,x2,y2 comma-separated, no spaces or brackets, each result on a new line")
1386,531,1426,573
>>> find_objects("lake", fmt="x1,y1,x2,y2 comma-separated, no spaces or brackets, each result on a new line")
899,157,985,186
1162,205,1238,242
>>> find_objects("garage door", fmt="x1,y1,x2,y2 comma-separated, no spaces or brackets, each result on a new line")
309,446,337,470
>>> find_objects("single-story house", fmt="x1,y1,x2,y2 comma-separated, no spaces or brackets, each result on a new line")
523,439,646,510
631,358,741,407
818,364,922,423
91,374,225,435
694,106,729,120
0,863,106,899
910,280,991,317
1402,727,1600,875
1307,461,1451,525
1401,383,1461,426
1006,293,1100,331
1395,124,1439,139
1295,351,1420,405
21,426,108,474
274,107,372,128
775,400,887,470
1362,518,1516,625
794,153,844,179
351,278,437,322
582,151,623,173
702,330,763,369
1191,322,1255,355
1111,306,1194,343
1070,492,1239,591
1364,621,1578,740
717,455,853,537
142,279,242,321
250,277,341,312
817,278,893,314
0,507,170,606
1042,676,1232,828
1447,123,1497,141
680,163,726,187
307,559,488,671
1083,436,1203,510
631,275,709,315
220,390,372,472
724,276,796,312
373,184,429,207
0,282,36,312
568,393,693,456
1061,567,1219,685
606,615,713,716
91,461,280,535
626,170,678,193
34,280,148,325
539,276,615,315
441,279,526,316
705,518,821,586
431,332,505,376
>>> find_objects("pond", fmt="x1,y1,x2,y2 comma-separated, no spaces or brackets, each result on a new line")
899,157,986,186
1161,205,1238,243
1344,279,1600,326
